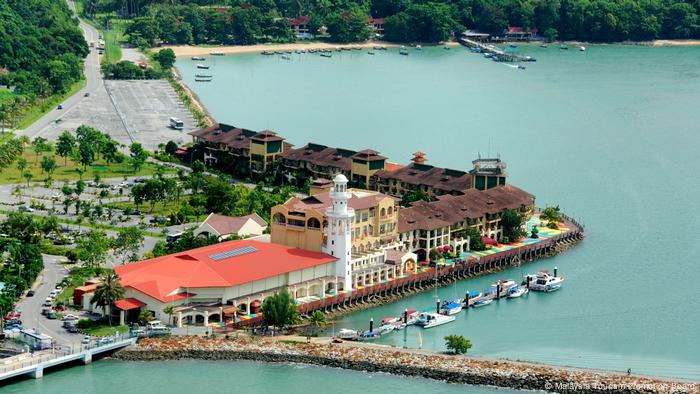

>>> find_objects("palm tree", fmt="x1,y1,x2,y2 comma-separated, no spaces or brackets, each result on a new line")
90,272,125,325
308,310,327,336
162,305,175,326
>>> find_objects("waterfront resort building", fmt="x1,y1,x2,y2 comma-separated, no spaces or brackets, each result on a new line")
270,175,412,289
189,123,290,175
193,213,268,240
397,185,535,260
288,15,311,38
113,239,338,326
470,157,507,190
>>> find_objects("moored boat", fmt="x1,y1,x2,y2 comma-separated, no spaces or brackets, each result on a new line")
338,328,359,340
378,324,395,335
524,270,564,292
416,312,455,328
464,291,482,307
261,51,275,55
579,46,586,51
196,64,209,69
367,51,375,55
195,74,212,78
440,299,463,316
359,330,381,340
191,56,205,61
399,48,408,56
472,297,493,307
281,54,291,60
507,285,528,298
210,51,224,56
489,279,517,298
320,53,332,58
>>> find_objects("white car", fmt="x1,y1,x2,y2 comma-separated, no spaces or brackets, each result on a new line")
81,336,91,345
51,193,62,200
61,314,78,321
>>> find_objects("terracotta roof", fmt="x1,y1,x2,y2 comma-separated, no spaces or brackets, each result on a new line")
201,213,267,235
279,143,357,171
288,15,311,26
113,298,146,311
398,185,535,232
374,163,472,194
384,162,405,172
251,130,284,142
115,240,336,302
189,123,259,150
351,149,386,162
282,189,397,214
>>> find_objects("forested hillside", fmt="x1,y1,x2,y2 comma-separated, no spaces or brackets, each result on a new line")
0,0,88,96
89,0,700,45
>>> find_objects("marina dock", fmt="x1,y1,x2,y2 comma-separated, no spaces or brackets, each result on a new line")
0,335,136,381
458,37,535,62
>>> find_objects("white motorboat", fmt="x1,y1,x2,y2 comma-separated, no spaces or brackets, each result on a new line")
416,312,455,328
579,46,586,51
196,64,209,69
464,291,482,307
489,279,517,298
525,270,564,292
507,285,529,298
440,299,463,315
191,56,205,61
337,328,359,340
378,324,395,335
472,297,493,307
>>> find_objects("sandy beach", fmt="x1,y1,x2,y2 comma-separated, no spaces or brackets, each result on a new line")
161,41,459,57
653,39,700,46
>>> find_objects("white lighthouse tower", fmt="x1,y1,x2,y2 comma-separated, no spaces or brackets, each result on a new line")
323,174,354,291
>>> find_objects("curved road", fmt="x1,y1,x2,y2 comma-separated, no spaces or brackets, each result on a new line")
19,0,103,139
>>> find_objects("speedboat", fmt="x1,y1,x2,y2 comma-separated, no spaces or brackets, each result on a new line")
320,53,332,58
196,64,209,69
367,51,375,55
281,54,290,60
472,297,493,307
416,45,422,50
464,291,482,307
359,330,381,340
261,51,275,55
443,45,450,50
440,299,463,316
338,328,359,340
489,279,517,298
399,49,408,56
382,316,400,325
517,65,526,70
378,324,395,335
416,312,455,328
524,270,564,292
191,56,205,61
540,44,548,48
579,46,586,51
507,285,528,298
560,44,569,50
405,310,419,325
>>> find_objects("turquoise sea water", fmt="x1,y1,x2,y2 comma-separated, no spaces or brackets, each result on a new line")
178,45,700,381
4,359,515,394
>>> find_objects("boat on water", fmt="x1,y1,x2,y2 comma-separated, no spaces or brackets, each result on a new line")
210,51,224,56
472,297,493,307
378,324,395,335
440,299,463,316
415,45,422,50
489,279,517,298
195,74,212,78
320,53,332,58
579,46,586,51
367,51,375,55
399,49,408,56
191,56,205,61
281,54,291,60
560,44,569,50
196,64,209,69
261,51,275,55
338,328,359,340
540,44,548,48
443,45,450,50
359,330,381,340
518,65,526,70
195,78,213,82
525,270,564,292
509,44,518,48
507,285,529,298
464,291,482,307
416,312,455,329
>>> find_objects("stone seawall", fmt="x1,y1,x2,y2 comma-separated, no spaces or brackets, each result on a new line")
113,337,696,394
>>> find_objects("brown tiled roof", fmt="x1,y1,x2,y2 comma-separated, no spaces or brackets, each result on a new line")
251,130,285,142
351,149,386,162
189,123,259,150
375,163,472,194
279,143,356,171
282,190,397,215
398,185,534,232
202,213,267,235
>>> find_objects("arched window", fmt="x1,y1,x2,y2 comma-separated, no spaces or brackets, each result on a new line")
272,213,286,225
388,206,393,215
307,217,321,229
380,207,386,217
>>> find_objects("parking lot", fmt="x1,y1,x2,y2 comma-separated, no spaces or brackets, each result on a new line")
36,80,198,151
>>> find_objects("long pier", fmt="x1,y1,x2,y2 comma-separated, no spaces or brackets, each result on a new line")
458,37,534,62
232,216,584,327
0,335,136,381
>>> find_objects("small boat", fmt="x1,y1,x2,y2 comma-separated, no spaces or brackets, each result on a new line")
517,65,526,70
191,56,205,61
320,53,332,58
507,285,528,298
509,44,518,48
416,312,455,328
195,74,212,78
378,324,395,335
338,328,359,340
472,297,493,307
382,317,400,325
261,51,275,55
483,53,493,58
196,64,209,69
540,44,548,48
210,51,224,56
281,54,291,60
415,45,422,50
525,270,564,292
359,330,381,340
490,279,517,298
399,49,408,56
373,45,386,50
579,46,586,51
392,321,407,330
443,45,450,50
405,310,419,325
367,51,375,55
195,78,212,82
352,47,361,51
560,44,569,50
440,299,463,316
464,291,482,307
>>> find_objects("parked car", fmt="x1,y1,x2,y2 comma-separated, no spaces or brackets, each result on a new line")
26,290,35,297
46,312,57,319
84,92,90,97
18,206,35,213
81,336,91,345
51,193,62,200
61,314,78,321
67,326,79,333
57,104,63,110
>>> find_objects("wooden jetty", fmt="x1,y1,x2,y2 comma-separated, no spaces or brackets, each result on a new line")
458,37,535,62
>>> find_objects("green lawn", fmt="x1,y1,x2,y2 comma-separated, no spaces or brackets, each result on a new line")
0,148,174,184
83,324,128,336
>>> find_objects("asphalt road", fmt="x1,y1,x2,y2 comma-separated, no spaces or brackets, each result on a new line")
19,0,105,140
16,255,79,348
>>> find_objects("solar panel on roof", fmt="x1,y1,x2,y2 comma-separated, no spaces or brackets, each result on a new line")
208,246,258,261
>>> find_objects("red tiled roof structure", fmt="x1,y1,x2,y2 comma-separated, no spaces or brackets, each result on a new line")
202,213,267,235
115,240,336,302
282,190,397,214
374,163,473,195
288,15,311,26
190,123,291,151
113,298,146,311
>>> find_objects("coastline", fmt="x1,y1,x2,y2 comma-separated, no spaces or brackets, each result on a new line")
161,41,458,57
114,336,698,394
652,39,700,46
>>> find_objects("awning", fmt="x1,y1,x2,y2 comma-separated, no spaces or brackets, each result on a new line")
113,298,146,311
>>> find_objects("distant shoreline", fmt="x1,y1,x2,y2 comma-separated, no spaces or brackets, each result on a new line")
161,41,458,57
